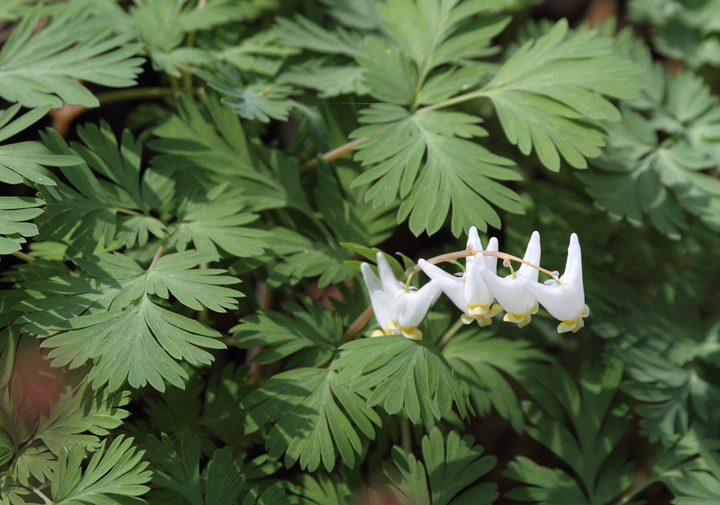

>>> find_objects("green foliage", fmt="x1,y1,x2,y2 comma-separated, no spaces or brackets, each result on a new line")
232,295,342,368
168,183,270,258
0,3,143,108
443,329,553,433
482,20,642,170
579,30,720,238
50,436,151,505
0,105,81,188
629,0,720,67
242,368,381,472
504,360,634,504
332,335,470,425
2,1,720,504
361,427,498,505
198,66,295,123
16,250,240,391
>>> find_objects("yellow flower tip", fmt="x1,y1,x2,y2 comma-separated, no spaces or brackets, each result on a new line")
582,304,590,318
461,314,474,325
487,304,503,317
468,304,488,315
531,301,539,315
402,327,422,340
476,316,492,327
370,330,386,337
557,320,576,333
503,312,525,323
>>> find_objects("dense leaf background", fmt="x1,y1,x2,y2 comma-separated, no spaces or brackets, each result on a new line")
2,1,720,504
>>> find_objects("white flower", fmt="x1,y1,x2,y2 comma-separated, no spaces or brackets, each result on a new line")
418,226,502,327
361,252,442,340
518,233,589,333
477,231,541,328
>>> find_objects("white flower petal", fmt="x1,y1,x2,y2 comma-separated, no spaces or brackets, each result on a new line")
419,259,467,314
397,279,442,329
517,231,541,281
562,233,584,302
376,252,404,322
519,278,582,322
484,236,499,273
477,265,535,315
361,263,391,331
465,253,493,309
465,226,482,270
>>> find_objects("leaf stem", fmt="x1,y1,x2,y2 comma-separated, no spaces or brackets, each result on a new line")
415,89,488,115
32,487,52,505
148,237,169,270
298,137,371,174
11,251,34,262
437,317,465,349
97,87,178,106
340,306,375,345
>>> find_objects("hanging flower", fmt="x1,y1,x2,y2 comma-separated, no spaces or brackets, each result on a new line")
418,226,502,327
477,231,541,328
518,233,589,333
361,252,442,340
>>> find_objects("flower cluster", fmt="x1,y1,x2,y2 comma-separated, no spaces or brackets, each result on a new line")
362,228,589,339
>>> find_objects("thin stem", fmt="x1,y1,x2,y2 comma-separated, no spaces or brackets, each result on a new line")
298,137,370,174
616,476,657,505
11,251,34,262
340,306,375,345
415,89,488,115
148,237,169,270
437,317,465,349
411,249,559,281
401,414,412,455
32,487,52,505
97,87,178,106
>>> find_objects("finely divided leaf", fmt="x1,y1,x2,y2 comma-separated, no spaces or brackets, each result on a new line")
331,335,470,425
351,105,522,236
51,436,151,505
382,427,498,505
481,19,642,170
242,368,381,472
443,330,553,433
232,296,342,368
0,3,144,108
168,184,270,258
504,361,635,505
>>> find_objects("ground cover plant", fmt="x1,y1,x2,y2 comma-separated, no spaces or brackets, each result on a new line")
2,0,720,503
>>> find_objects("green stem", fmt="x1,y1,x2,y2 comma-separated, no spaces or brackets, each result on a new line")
616,476,657,505
415,89,488,114
32,487,52,505
11,251,34,262
97,87,178,106
401,415,412,455
148,237,169,271
438,317,465,349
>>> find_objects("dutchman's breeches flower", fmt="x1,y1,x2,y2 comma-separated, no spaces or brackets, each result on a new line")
419,226,502,327
361,252,442,340
477,231,541,328
519,233,589,333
